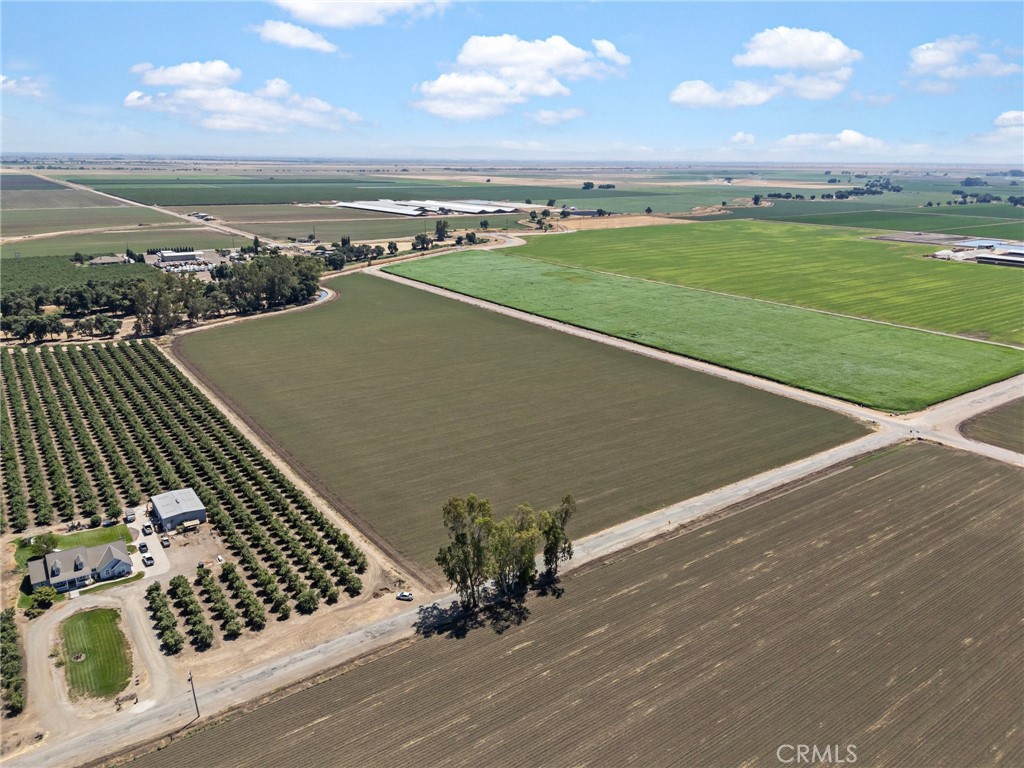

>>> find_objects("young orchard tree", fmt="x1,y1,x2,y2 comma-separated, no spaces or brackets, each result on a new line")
436,495,493,610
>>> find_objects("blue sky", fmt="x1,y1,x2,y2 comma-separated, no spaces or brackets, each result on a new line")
1,1,1021,162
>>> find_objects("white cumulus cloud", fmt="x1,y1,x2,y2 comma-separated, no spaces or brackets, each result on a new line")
733,26,862,70
908,35,1021,91
777,129,885,152
130,60,242,87
252,20,337,53
729,131,756,145
0,74,45,97
124,64,361,133
774,67,853,100
977,110,1024,144
528,107,586,125
670,80,780,108
592,39,631,66
670,26,860,108
274,0,447,28
414,34,629,119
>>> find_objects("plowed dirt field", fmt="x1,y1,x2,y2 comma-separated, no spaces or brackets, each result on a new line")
130,442,1023,768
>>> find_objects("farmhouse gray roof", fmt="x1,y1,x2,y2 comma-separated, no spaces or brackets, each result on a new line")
29,541,131,584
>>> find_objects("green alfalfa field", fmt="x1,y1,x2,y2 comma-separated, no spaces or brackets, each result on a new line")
176,274,866,575
495,220,1024,344
388,249,1023,412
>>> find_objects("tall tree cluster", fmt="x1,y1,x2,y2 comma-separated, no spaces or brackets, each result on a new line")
436,494,576,609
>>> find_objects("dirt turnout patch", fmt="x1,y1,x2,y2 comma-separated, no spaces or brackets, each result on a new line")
557,214,689,231
128,442,1024,768
959,397,1024,454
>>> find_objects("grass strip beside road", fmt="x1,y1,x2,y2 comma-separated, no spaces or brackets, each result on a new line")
386,251,1024,412
60,608,132,699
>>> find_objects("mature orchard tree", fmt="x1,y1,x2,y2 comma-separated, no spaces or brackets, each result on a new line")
541,494,576,578
436,495,493,610
489,505,541,599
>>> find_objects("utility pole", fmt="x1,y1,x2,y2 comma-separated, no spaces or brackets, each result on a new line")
187,670,200,720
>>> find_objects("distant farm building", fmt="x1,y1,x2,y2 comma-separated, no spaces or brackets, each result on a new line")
28,542,133,593
158,250,204,264
88,255,131,266
955,239,1024,255
151,487,207,532
333,199,519,216
976,253,1024,267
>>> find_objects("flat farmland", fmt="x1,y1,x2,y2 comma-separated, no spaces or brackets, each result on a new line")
0,206,177,237
0,226,239,258
1,174,66,190
65,174,738,213
960,398,1024,454
241,215,529,243
131,443,1024,768
388,252,1024,412
499,220,1024,343
165,204,402,222
0,189,124,211
752,208,1024,239
176,274,865,574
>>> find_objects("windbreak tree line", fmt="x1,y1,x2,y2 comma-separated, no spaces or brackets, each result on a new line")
436,494,576,610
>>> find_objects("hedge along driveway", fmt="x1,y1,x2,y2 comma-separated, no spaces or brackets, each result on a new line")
387,251,1024,413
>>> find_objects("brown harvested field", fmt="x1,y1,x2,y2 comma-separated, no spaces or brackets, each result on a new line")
960,397,1024,454
557,214,690,231
130,442,1024,768
0,189,123,210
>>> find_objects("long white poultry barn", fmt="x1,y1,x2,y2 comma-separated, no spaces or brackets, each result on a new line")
333,200,427,216
333,199,519,216
405,200,519,214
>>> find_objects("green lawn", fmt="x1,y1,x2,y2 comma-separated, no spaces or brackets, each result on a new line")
500,220,1024,344
60,609,132,699
387,251,1024,412
178,274,865,572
